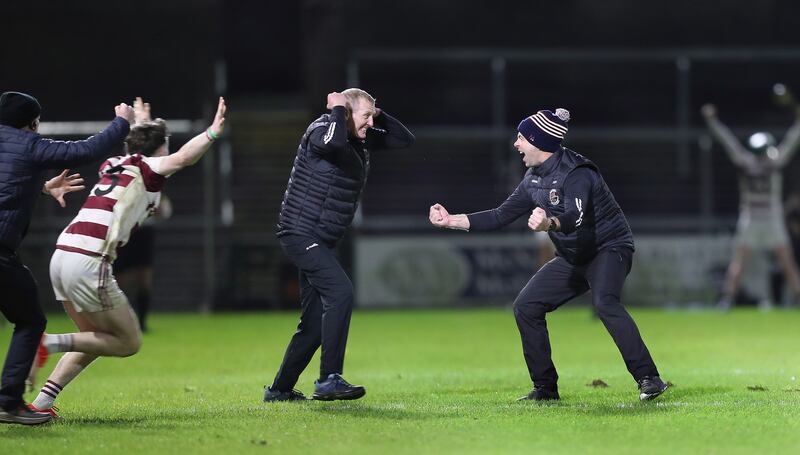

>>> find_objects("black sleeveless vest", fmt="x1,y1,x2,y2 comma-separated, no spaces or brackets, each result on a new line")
276,115,369,246
527,147,634,264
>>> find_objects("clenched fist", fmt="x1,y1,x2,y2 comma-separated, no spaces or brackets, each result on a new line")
326,92,347,110
115,103,135,124
429,203,450,228
528,207,551,232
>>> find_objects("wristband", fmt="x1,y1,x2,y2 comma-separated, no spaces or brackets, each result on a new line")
206,128,219,141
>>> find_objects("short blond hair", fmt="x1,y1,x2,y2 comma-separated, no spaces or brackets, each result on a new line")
342,88,376,112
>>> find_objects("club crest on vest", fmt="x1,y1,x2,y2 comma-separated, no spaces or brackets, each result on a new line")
549,189,560,205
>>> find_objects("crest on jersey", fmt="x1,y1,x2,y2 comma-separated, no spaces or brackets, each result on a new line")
549,189,560,205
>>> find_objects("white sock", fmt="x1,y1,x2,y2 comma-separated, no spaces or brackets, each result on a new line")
43,334,74,353
32,380,63,410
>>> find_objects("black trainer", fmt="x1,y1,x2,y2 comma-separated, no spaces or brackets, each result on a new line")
517,386,560,401
263,386,308,402
637,376,668,401
312,374,366,401
0,404,53,425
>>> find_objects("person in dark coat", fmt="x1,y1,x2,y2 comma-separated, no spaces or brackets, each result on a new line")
429,108,668,402
0,91,133,425
265,88,414,402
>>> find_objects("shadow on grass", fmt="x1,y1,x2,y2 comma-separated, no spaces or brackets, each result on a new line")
564,385,735,416
662,385,733,401
577,401,674,416
0,424,61,438
309,402,459,420
65,415,179,429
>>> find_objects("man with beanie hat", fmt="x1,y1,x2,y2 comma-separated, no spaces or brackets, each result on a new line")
429,108,668,402
0,92,43,129
0,91,134,425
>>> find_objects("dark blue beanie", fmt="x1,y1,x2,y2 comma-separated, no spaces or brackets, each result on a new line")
0,91,42,128
517,108,570,152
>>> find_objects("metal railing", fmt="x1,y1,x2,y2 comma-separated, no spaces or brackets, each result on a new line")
346,47,800,232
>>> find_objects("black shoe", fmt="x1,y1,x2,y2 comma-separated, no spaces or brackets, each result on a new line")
0,404,53,425
517,386,560,401
637,376,668,401
312,374,366,401
263,386,308,402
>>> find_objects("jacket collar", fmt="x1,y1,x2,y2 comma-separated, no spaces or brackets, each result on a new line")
531,147,563,176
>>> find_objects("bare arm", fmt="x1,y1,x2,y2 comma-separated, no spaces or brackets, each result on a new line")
133,96,152,124
306,92,350,156
159,97,226,176
701,104,754,168
776,106,800,167
429,204,470,231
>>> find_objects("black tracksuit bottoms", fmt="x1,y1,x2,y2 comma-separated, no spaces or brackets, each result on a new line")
0,251,46,411
513,246,659,389
271,234,354,391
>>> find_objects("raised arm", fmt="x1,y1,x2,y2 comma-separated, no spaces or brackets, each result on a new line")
31,104,133,169
776,106,800,167
133,96,152,124
368,109,415,150
158,97,226,176
306,92,349,156
431,178,534,232
701,104,755,168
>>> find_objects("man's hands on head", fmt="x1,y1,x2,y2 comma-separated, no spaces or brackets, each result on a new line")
528,207,552,232
115,103,135,124
327,92,347,110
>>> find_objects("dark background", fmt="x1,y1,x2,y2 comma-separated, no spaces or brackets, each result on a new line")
3,0,800,310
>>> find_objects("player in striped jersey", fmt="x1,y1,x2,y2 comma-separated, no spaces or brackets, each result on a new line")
27,97,226,416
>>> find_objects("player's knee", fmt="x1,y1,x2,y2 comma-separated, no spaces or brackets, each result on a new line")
31,314,47,333
119,335,142,357
329,286,354,310
513,299,547,320
593,294,621,314
13,302,47,329
17,313,47,334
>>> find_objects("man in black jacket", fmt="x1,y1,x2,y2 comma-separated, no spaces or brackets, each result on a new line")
0,91,133,424
265,88,414,402
429,108,668,402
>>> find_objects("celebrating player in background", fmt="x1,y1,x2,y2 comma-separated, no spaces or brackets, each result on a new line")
265,89,414,402
27,97,226,417
429,108,668,402
701,103,800,310
0,91,133,425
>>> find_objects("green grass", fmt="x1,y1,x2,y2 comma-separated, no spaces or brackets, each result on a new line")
1,307,799,454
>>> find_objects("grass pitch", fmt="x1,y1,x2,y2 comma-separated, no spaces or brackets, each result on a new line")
1,307,799,454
